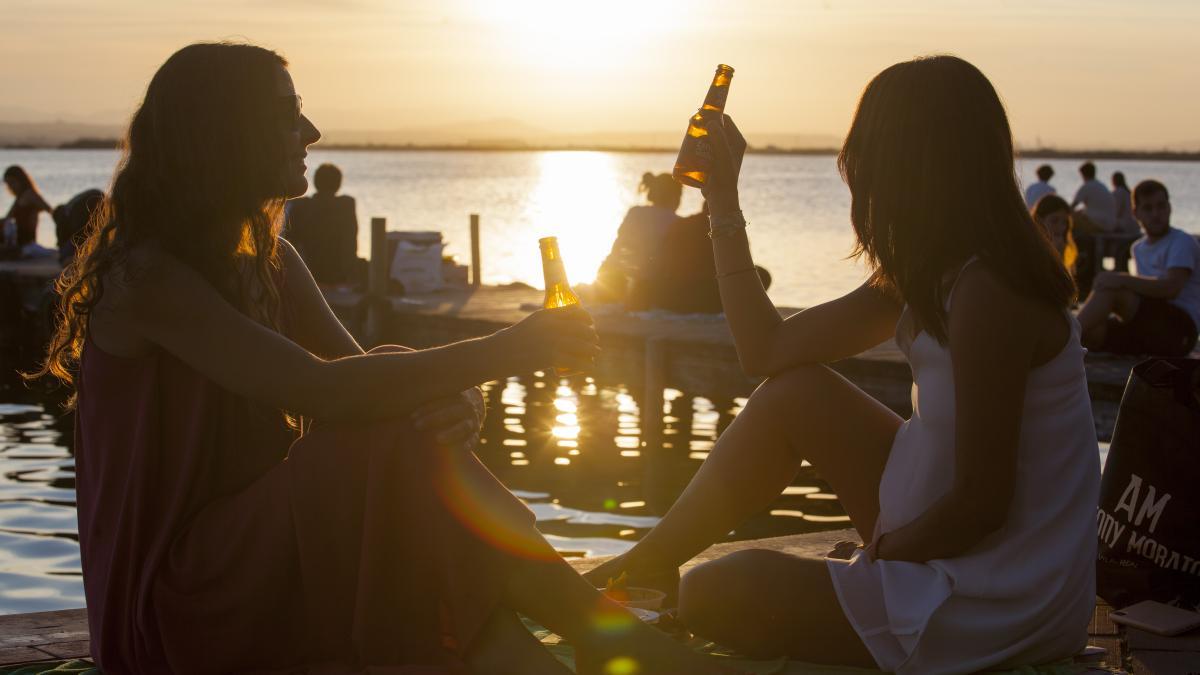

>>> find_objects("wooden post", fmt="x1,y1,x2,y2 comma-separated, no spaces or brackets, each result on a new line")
470,213,482,288
642,337,667,455
366,217,388,346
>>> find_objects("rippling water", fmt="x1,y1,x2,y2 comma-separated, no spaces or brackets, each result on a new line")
0,372,848,615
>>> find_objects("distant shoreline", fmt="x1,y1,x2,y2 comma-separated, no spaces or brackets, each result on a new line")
7,138,1200,162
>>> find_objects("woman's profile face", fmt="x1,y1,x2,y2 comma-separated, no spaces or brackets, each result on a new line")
274,65,321,199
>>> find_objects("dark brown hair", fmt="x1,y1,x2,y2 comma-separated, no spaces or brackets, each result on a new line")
1133,179,1168,207
839,55,1075,344
313,162,342,194
3,165,37,195
32,42,292,400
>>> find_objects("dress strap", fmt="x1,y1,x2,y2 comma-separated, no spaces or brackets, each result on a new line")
944,255,981,313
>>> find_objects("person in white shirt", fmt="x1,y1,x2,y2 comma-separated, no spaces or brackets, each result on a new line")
1071,161,1117,233
1024,164,1056,209
1077,179,1200,356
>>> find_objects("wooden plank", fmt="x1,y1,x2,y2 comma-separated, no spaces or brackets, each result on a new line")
0,609,89,650
0,645,56,666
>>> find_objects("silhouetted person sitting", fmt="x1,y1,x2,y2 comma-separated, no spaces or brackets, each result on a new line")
1077,180,1200,356
635,201,770,313
52,188,104,266
1024,164,1056,208
1111,171,1139,235
3,165,54,259
1070,161,1116,234
594,172,681,303
286,162,359,286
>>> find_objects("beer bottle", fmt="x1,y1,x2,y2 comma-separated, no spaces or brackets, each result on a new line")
538,236,582,376
673,64,734,188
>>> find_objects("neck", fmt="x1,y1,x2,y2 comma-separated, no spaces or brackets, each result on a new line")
1146,226,1170,243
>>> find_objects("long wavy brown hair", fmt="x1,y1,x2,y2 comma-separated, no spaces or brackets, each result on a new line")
839,55,1075,344
31,42,293,404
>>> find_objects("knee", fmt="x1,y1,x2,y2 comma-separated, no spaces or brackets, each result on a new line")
366,344,414,354
753,363,834,408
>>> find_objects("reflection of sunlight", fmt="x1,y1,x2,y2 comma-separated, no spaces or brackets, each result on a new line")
524,152,625,286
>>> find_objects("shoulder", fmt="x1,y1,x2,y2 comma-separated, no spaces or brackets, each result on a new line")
950,261,1047,333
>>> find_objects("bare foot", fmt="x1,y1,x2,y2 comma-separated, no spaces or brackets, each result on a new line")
583,553,681,607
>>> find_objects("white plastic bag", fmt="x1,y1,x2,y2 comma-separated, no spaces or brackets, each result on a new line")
388,231,444,293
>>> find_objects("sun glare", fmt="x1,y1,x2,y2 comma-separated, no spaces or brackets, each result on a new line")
522,151,625,287
470,0,681,69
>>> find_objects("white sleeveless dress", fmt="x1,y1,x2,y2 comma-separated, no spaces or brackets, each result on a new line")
825,264,1100,674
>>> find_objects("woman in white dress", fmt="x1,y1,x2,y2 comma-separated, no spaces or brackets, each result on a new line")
586,55,1099,674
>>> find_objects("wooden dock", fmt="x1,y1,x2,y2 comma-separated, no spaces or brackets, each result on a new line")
1,529,1193,672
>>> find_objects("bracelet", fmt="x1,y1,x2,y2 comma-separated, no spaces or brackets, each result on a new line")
715,267,757,279
708,210,747,239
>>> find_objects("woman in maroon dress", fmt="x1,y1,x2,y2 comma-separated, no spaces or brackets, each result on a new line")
34,42,735,675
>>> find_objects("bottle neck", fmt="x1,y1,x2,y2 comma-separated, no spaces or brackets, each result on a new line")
540,242,569,288
701,67,733,112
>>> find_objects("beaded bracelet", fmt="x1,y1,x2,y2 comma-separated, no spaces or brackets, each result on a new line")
708,210,747,239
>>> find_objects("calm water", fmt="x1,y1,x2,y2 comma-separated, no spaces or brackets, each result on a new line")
0,148,1166,614
5,148,1200,308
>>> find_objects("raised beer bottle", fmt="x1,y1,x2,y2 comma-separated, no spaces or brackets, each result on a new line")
538,236,582,376
673,64,734,188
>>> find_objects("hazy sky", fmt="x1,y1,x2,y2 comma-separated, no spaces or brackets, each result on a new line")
3,0,1199,149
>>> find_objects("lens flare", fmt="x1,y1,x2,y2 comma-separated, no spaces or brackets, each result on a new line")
432,445,557,560
605,656,640,675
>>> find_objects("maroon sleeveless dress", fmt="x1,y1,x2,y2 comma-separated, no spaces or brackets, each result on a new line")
75,326,534,673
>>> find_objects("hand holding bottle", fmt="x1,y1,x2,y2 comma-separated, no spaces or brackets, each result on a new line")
497,305,600,374
699,113,748,218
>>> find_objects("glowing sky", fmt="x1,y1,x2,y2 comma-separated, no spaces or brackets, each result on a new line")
3,0,1199,149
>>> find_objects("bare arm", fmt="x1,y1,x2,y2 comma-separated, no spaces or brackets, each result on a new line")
123,248,598,422
874,264,1037,562
1096,268,1190,299
277,238,364,359
702,115,902,376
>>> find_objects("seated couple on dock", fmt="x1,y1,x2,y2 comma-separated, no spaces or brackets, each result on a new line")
35,43,1098,675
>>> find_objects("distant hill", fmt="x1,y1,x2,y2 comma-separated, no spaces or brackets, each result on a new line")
0,121,124,147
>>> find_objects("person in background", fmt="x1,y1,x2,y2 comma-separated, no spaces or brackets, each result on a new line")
1024,164,1056,208
594,172,682,304
285,162,359,286
1032,194,1078,273
1070,161,1116,234
643,200,772,314
3,165,54,258
52,188,105,266
1111,172,1139,234
1077,179,1200,356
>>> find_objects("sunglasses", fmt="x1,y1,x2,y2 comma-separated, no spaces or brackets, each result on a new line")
276,94,303,131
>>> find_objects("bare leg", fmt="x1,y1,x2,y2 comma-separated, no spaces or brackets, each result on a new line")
679,550,876,666
1077,288,1140,348
445,448,738,674
588,364,901,580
